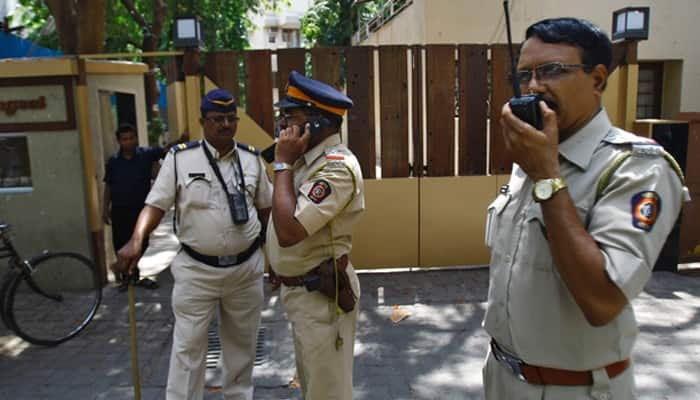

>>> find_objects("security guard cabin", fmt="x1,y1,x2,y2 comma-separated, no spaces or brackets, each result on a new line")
0,57,149,281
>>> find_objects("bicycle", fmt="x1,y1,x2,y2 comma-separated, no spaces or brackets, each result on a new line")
0,220,102,346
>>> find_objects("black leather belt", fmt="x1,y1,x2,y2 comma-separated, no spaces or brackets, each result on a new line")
181,238,260,268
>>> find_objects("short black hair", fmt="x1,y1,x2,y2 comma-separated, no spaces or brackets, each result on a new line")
525,17,612,71
115,123,137,140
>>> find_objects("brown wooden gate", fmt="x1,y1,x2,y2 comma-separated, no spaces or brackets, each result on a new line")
203,44,519,178
197,44,698,266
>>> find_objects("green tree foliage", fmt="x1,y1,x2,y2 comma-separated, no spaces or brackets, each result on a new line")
11,0,276,53
302,0,354,47
301,0,386,47
12,1,59,50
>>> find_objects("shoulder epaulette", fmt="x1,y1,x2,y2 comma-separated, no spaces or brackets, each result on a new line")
170,141,200,154
236,142,259,155
604,127,648,143
597,148,687,201
631,142,665,157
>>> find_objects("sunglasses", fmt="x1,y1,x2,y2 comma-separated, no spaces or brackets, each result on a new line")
512,62,590,85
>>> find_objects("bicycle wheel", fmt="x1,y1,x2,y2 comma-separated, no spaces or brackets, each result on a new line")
3,252,102,346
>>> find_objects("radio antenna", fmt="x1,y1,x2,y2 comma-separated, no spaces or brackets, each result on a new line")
503,0,521,97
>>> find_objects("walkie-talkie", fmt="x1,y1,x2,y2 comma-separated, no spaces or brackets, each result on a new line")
504,0,543,130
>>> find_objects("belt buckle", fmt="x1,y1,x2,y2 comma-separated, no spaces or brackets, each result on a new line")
218,254,238,266
492,342,527,382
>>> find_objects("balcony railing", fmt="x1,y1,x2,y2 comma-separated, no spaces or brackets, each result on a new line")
353,0,413,43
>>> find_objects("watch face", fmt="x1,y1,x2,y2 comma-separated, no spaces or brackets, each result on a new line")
535,181,553,200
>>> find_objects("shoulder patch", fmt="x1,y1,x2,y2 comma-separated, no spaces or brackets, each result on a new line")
631,191,661,232
326,153,345,160
308,180,332,204
170,141,200,154
236,142,259,155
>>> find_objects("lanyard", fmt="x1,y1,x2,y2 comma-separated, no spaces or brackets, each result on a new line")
201,142,245,196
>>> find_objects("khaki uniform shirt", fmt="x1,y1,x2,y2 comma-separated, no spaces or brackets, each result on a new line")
267,134,365,277
146,140,273,256
483,109,685,370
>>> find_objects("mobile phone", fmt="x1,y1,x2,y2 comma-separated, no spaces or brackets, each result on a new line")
261,144,275,163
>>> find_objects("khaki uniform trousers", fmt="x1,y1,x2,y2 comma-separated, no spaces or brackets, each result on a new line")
281,264,360,400
166,249,264,400
482,350,636,400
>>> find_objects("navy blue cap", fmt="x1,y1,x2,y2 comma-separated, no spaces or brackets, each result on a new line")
201,88,237,116
275,71,353,116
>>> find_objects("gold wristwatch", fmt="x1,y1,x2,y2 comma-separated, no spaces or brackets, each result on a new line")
532,177,567,202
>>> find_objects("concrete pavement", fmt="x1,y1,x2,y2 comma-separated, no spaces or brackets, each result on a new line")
1,217,699,399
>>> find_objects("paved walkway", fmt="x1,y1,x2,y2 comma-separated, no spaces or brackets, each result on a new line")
1,216,699,399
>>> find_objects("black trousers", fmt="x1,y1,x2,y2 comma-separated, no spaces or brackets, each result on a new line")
111,205,148,280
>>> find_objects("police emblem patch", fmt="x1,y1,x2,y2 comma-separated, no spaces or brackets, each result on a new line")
631,191,661,232
308,180,332,204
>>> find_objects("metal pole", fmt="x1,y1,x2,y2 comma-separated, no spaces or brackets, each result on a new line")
127,283,142,400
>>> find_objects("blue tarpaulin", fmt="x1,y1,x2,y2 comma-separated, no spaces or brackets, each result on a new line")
0,31,62,58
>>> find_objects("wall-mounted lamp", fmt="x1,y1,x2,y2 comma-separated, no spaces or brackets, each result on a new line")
173,16,203,49
612,7,650,42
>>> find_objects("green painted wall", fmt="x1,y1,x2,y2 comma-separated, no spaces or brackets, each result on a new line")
1,130,91,274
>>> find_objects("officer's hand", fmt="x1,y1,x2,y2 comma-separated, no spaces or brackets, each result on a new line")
115,238,142,276
102,211,111,225
275,123,311,164
268,269,281,291
501,101,560,180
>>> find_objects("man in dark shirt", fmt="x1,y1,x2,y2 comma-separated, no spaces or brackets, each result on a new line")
103,123,184,289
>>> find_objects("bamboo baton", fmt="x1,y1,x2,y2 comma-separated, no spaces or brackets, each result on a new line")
127,274,142,400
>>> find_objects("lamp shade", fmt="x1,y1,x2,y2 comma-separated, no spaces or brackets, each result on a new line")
173,16,203,49
612,7,650,41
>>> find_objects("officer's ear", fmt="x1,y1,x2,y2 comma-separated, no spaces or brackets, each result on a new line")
591,64,608,93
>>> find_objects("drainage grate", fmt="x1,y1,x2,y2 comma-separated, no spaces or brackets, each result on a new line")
206,322,267,370
254,326,267,366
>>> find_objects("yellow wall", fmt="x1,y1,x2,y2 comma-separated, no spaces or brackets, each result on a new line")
350,175,506,269
419,176,499,267
662,60,683,119
357,0,426,46
351,178,419,268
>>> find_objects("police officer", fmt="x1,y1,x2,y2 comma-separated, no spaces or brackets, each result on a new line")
483,18,688,399
266,71,365,400
116,88,272,400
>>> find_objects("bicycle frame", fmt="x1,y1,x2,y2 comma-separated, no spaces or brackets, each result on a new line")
0,226,62,302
